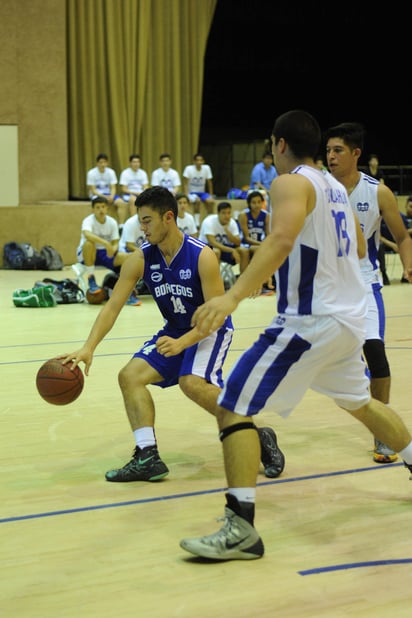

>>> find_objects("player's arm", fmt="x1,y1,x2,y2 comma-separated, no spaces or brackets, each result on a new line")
192,174,313,335
89,184,107,201
353,212,366,259
238,212,257,245
379,184,412,279
63,250,144,373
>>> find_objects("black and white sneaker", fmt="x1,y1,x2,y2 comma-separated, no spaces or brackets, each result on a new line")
180,494,264,561
258,427,285,478
105,445,169,482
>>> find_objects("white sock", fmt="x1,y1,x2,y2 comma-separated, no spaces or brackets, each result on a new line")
134,427,156,449
398,440,412,465
228,488,256,503
85,266,94,275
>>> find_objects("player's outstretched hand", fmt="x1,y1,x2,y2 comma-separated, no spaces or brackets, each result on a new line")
191,295,236,335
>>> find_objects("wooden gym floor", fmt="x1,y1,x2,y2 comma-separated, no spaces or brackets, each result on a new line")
1,261,411,618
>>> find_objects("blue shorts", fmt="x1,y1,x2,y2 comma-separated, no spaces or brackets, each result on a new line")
76,248,119,272
133,323,233,388
188,192,211,203
221,245,236,265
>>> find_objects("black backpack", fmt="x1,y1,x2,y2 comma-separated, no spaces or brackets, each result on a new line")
3,242,47,270
39,278,85,304
40,245,64,270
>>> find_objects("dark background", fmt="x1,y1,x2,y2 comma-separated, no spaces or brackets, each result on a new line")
200,1,410,166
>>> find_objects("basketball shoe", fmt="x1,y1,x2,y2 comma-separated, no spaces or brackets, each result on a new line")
180,494,264,561
404,461,412,479
87,274,103,294
105,445,169,482
373,439,398,463
125,290,142,306
258,427,285,478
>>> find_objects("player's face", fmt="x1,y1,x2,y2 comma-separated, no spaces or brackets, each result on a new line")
249,196,263,213
138,206,168,244
97,158,108,172
217,208,232,225
93,203,108,222
326,138,358,178
130,158,141,171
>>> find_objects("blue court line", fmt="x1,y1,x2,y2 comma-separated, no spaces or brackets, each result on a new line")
299,558,412,575
0,462,403,524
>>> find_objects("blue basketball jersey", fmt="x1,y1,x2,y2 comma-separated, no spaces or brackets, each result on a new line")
242,207,268,242
141,234,233,333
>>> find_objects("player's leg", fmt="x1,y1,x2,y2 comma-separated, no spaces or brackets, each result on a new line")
105,342,178,482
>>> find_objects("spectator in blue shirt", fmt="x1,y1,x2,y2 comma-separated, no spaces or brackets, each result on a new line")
250,151,278,192
249,151,278,212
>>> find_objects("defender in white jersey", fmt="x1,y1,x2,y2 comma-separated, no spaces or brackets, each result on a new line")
63,187,281,484
180,110,412,562
326,122,412,464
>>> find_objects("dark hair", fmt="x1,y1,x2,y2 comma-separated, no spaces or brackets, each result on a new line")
129,154,141,162
217,201,232,213
272,110,321,159
247,190,265,206
262,151,273,160
175,192,189,202
324,122,365,151
135,186,177,219
96,153,109,162
159,153,172,160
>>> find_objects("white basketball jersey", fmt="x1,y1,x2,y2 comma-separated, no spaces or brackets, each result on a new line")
348,172,381,285
275,165,367,340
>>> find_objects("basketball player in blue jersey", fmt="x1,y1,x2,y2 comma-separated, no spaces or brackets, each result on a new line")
180,110,412,561
63,187,284,483
237,190,275,292
325,122,412,464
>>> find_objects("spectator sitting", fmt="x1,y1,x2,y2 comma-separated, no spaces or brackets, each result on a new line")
176,193,198,238
86,153,128,231
182,153,215,226
118,196,146,253
119,154,149,217
249,150,278,211
72,196,141,305
199,201,250,274
151,153,181,195
237,190,275,293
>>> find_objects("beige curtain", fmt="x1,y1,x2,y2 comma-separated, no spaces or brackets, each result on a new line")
67,0,217,198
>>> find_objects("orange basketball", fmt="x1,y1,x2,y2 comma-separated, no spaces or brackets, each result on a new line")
36,357,84,405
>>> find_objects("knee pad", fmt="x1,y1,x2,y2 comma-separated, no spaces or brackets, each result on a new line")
219,422,257,442
363,339,390,378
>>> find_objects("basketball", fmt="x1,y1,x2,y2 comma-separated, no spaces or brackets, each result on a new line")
86,287,108,305
36,357,84,405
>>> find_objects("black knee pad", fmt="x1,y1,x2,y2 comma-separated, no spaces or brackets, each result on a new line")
363,339,390,378
219,422,257,442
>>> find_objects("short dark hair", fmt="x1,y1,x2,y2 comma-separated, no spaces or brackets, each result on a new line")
96,153,109,162
175,192,189,202
324,122,365,151
246,191,265,206
272,110,321,159
129,154,141,161
217,201,232,213
135,186,177,219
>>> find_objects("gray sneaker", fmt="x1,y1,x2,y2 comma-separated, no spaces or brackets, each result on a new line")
105,445,169,482
258,427,285,478
180,498,264,561
373,439,398,464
